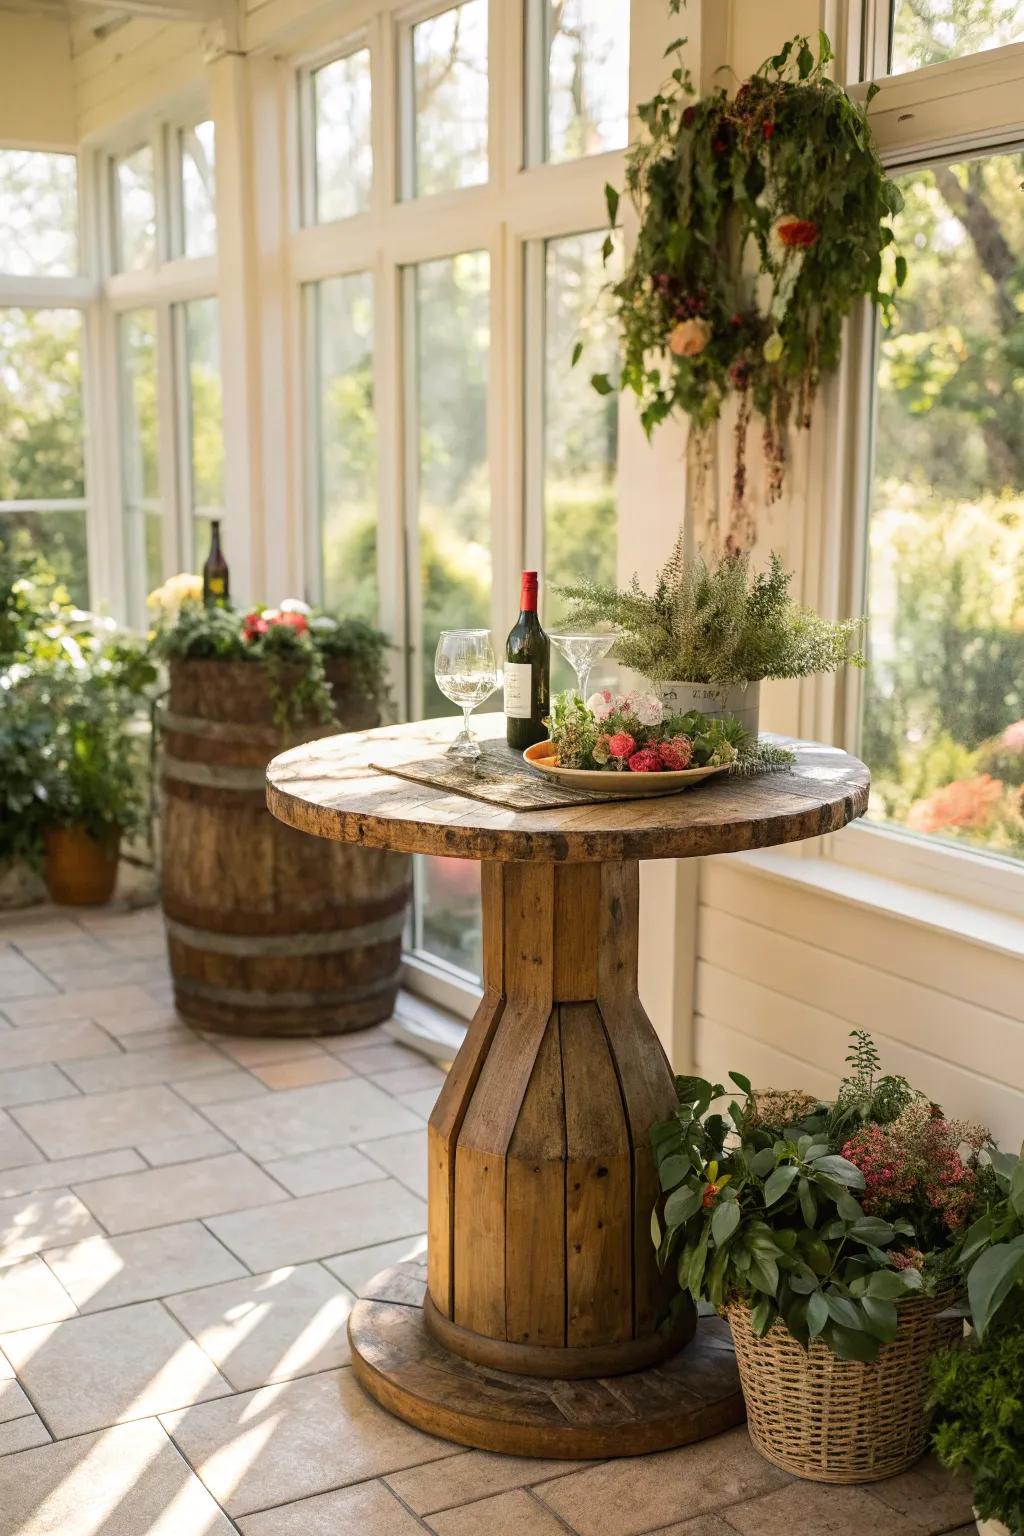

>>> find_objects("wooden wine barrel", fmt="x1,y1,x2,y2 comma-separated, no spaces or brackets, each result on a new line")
160,658,411,1037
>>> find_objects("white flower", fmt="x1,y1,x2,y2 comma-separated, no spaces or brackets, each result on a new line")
309,615,338,631
631,692,665,727
586,689,615,722
280,598,312,615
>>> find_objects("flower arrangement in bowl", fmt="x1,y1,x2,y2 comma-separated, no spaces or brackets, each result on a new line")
527,687,796,798
650,1031,988,1482
557,542,864,737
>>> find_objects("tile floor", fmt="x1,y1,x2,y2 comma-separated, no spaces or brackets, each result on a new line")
0,903,976,1536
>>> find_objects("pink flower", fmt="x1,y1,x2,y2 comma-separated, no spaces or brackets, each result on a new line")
627,747,663,773
607,733,636,760
1000,719,1024,752
586,689,615,723
243,611,268,641
668,318,711,358
658,737,693,771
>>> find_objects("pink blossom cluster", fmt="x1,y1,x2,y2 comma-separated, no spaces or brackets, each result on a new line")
842,1103,988,1234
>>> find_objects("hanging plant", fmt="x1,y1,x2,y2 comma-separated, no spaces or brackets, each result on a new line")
587,31,905,544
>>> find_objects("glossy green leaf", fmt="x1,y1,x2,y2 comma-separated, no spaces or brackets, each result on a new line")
590,372,613,396
969,1235,1024,1340
798,1176,817,1227
861,1295,898,1342
830,1324,880,1362
728,1071,752,1096
825,1293,863,1331
711,1198,740,1246
664,1185,701,1227
807,1290,828,1338
764,1164,799,1207
658,1153,691,1191
810,1154,866,1189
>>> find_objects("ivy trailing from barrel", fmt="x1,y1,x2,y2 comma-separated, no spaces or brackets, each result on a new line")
148,578,390,734
588,31,904,543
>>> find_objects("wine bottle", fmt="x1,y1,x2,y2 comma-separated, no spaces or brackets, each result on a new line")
505,570,550,750
202,520,230,608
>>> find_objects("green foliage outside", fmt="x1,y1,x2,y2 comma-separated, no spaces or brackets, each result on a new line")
930,1308,1024,1536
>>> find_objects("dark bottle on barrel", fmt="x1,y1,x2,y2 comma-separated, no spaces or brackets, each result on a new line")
202,520,229,607
505,570,550,750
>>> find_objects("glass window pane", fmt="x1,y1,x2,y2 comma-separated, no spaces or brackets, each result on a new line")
890,0,1024,73
311,274,377,619
182,297,224,561
312,49,373,222
115,145,157,271
412,250,490,718
543,0,629,163
416,857,482,976
411,0,488,197
543,231,620,629
0,150,77,277
181,120,216,258
118,310,161,608
862,150,1024,866
0,511,89,608
0,308,85,502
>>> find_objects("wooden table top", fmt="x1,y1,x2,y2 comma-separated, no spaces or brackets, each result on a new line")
266,714,869,864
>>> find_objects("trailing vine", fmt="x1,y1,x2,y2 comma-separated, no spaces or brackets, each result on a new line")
589,29,905,543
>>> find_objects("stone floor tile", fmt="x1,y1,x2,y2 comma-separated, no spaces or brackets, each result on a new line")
118,1025,201,1053
238,1479,425,1536
723,1482,920,1536
203,1078,423,1162
0,1065,78,1110
138,1130,235,1167
94,1007,189,1040
74,1152,287,1234
0,1151,144,1201
44,1221,246,1312
161,1367,457,1516
371,1064,446,1095
13,1084,210,1159
0,1023,116,1071
174,1071,268,1106
3,985,155,1026
323,1233,427,1294
0,1111,44,1173
262,1144,387,1198
0,1377,33,1422
0,1350,11,1378
395,1087,441,1120
427,1488,571,1536
336,1042,423,1074
16,941,113,976
0,1256,77,1330
0,1189,99,1265
164,1262,353,1390
0,1412,50,1455
359,1130,428,1198
214,1037,328,1068
0,1417,235,1534
388,1449,594,1514
866,1454,975,1531
0,918,83,944
61,1042,228,1094
250,1056,353,1090
208,1180,426,1271
632,1519,738,1536
1,1301,232,1438
536,1428,790,1536
0,972,57,1004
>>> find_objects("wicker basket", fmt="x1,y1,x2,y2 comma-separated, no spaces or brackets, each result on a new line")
726,1293,960,1483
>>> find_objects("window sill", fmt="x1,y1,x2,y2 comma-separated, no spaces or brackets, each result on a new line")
720,842,1024,965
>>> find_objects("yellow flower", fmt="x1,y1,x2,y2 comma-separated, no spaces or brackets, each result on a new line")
763,331,784,363
147,573,203,625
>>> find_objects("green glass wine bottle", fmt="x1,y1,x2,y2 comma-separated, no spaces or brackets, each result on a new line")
505,570,550,750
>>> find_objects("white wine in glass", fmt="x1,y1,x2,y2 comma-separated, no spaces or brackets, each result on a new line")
434,629,500,761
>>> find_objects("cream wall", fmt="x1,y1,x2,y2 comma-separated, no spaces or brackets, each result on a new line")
0,13,76,146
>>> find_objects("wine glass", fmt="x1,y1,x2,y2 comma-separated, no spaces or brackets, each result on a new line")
549,631,616,703
434,629,500,761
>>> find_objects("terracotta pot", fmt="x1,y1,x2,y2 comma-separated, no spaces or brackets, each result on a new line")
654,679,761,737
43,826,121,906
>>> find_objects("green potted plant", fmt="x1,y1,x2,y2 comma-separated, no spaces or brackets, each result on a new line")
557,543,864,736
650,1031,986,1482
928,1143,1024,1536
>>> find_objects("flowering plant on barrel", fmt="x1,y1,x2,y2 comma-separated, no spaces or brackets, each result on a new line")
587,29,903,540
650,1031,990,1360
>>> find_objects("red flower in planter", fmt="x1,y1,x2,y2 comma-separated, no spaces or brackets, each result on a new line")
273,611,309,635
627,747,663,773
242,611,268,641
607,732,636,761
776,218,819,249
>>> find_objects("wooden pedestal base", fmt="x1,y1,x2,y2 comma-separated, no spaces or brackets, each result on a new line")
349,1261,745,1458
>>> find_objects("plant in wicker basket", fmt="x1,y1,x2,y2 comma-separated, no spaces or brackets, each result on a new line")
649,1033,990,1480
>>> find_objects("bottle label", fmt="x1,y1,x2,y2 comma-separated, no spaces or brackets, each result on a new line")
208,578,225,594
504,662,534,719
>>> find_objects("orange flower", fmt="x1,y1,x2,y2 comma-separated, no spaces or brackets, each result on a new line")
668,318,712,357
907,774,1003,834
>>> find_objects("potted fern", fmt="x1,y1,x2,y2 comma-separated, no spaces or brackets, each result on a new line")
557,542,864,736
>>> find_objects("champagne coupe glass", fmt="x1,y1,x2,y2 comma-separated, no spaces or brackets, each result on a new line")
434,629,500,761
548,631,616,703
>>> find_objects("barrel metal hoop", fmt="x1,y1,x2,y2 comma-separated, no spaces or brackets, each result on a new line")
161,754,269,791
164,912,406,957
158,708,340,747
172,970,402,1009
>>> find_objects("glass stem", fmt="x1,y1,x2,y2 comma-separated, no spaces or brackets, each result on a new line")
462,704,473,740
578,665,591,701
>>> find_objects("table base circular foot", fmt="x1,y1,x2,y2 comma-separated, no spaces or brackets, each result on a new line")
348,1263,745,1459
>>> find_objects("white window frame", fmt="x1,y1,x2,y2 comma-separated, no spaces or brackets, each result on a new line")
0,144,100,605
91,93,220,627
807,0,1024,918
286,0,648,1013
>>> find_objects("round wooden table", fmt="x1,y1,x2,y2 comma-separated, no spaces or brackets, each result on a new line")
267,716,869,1458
